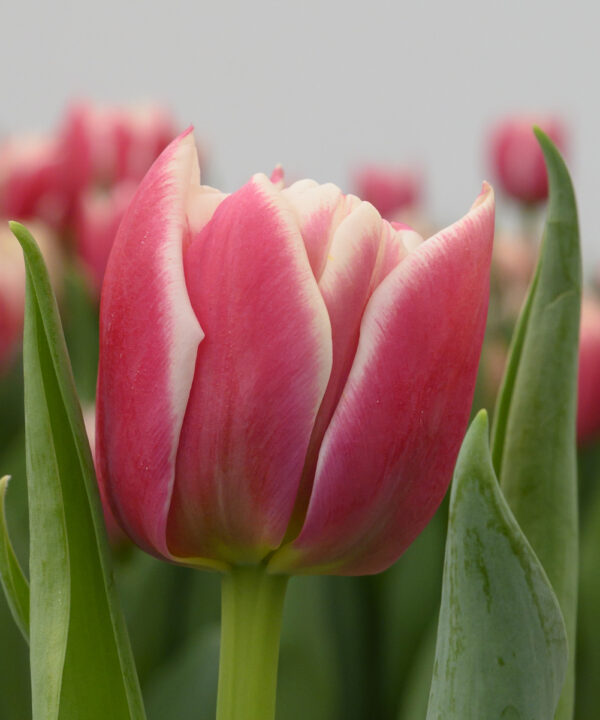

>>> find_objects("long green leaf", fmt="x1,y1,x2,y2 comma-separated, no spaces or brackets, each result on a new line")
0,475,29,642
12,221,146,720
489,129,580,718
427,411,568,719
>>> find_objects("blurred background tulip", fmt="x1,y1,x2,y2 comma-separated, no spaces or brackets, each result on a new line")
577,296,600,447
489,115,567,206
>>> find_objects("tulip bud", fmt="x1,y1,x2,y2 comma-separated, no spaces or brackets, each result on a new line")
577,297,600,447
96,130,494,575
353,165,421,220
489,115,567,204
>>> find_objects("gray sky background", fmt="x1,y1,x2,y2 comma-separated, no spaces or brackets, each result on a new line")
2,0,598,267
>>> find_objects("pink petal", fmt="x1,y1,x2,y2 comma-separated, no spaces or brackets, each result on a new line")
271,184,494,575
167,174,332,563
282,180,354,279
287,201,385,534
96,130,210,561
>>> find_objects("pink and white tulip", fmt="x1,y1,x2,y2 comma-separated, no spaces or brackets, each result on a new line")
96,130,494,575
489,115,566,204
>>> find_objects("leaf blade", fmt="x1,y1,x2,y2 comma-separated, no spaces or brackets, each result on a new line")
12,221,146,720
0,475,30,642
426,411,568,720
489,129,581,718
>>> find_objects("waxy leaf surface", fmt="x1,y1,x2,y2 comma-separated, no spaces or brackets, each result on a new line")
427,412,568,720
12,222,145,720
490,129,580,718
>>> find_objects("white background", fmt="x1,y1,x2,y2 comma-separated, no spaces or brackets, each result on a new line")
1,0,598,265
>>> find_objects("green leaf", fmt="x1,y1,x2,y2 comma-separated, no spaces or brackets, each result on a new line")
0,475,29,641
490,129,581,718
11,221,146,720
426,411,568,720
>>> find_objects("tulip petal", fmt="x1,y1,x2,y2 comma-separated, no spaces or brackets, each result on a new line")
282,180,355,279
167,174,332,562
271,184,494,575
287,202,387,533
96,130,209,560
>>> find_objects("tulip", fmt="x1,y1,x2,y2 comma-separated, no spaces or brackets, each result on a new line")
489,115,566,205
577,297,600,447
59,101,178,196
353,165,421,220
0,135,66,227
73,181,138,292
96,129,494,576
96,129,493,720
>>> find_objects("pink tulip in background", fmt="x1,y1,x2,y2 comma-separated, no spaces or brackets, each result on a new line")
73,181,138,292
0,222,62,374
577,297,600,446
0,135,65,227
353,165,421,219
489,115,566,204
0,101,178,292
96,129,494,576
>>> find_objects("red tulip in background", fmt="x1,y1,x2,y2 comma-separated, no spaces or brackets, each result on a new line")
0,101,178,292
353,165,421,220
490,115,566,204
96,129,494,576
0,135,65,227
577,296,600,446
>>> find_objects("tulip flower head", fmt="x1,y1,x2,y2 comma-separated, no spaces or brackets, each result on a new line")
96,129,494,576
489,115,566,205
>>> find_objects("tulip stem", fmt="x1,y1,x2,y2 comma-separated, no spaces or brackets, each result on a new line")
216,565,288,720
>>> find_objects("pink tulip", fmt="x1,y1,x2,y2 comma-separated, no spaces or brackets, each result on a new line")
59,101,177,193
73,180,138,292
96,130,494,575
489,115,566,204
353,165,421,219
577,297,600,447
0,135,66,227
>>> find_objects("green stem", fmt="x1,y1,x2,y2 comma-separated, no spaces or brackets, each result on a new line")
216,565,288,720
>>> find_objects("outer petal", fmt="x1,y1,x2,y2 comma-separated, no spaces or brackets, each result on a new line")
271,184,494,575
167,174,332,563
96,130,212,562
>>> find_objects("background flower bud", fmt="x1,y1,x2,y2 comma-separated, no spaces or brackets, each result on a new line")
489,115,566,204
